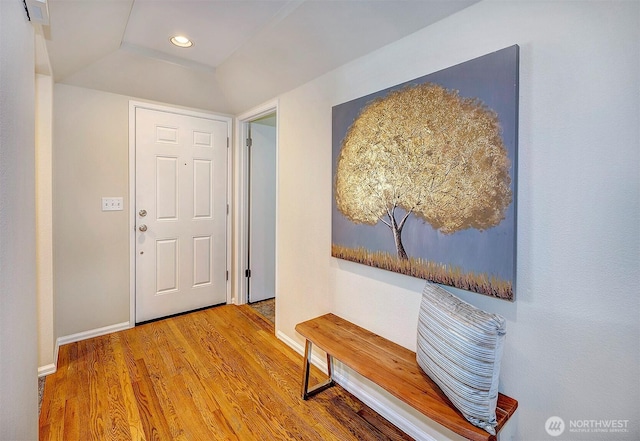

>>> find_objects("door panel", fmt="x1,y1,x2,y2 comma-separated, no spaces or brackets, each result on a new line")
156,239,178,293
193,236,212,286
248,119,276,303
193,159,212,218
156,156,178,219
135,107,227,322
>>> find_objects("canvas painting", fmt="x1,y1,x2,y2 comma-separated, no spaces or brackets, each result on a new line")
332,45,519,300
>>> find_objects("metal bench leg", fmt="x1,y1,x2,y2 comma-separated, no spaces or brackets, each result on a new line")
301,339,335,400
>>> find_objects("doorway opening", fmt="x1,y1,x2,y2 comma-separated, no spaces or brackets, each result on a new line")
236,101,278,322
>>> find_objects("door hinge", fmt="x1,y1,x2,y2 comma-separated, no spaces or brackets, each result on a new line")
227,137,229,148
226,270,229,281
227,203,229,215
245,269,251,278
246,137,252,148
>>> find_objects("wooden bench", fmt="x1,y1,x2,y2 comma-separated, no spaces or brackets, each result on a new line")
296,313,517,441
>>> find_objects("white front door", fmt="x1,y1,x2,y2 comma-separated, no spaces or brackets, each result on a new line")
135,107,228,323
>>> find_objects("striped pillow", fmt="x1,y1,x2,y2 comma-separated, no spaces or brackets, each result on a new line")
416,282,506,435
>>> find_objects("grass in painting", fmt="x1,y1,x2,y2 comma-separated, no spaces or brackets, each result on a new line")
332,244,513,301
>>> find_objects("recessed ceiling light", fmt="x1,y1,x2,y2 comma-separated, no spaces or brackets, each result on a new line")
170,35,193,48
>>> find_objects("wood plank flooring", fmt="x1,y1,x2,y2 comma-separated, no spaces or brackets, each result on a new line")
39,305,413,441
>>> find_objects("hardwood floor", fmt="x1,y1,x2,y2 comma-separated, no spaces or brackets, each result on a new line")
39,305,413,441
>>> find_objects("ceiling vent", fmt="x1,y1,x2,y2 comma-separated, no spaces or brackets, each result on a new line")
24,0,50,25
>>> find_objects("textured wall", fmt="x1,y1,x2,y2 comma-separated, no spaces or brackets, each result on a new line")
276,1,639,440
36,73,55,372
46,2,639,439
53,84,131,337
0,2,38,438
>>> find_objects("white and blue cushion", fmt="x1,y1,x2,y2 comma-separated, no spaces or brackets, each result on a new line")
416,282,506,435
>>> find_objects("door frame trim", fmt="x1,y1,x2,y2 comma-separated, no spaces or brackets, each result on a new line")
128,101,233,325
234,100,279,306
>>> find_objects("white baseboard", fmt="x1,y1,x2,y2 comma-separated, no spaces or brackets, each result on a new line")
53,338,59,372
39,321,132,378
57,321,132,347
38,363,56,378
276,329,298,351
276,329,455,441
276,330,325,366
41,321,132,377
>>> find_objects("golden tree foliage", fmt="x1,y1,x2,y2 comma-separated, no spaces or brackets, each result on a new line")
335,83,512,258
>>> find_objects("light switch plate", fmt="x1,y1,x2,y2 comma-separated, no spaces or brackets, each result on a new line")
102,197,123,211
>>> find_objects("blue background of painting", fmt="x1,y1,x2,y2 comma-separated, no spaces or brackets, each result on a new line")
331,45,519,286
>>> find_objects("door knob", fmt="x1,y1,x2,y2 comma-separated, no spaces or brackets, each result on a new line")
138,224,148,232
139,209,147,217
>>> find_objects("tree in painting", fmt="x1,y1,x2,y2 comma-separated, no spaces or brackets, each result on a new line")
335,82,512,260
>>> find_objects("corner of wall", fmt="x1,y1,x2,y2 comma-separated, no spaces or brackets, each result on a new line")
36,72,56,371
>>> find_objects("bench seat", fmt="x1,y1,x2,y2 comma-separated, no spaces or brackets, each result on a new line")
295,313,517,441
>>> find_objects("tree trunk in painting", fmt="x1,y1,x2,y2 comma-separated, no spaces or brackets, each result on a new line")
389,211,408,260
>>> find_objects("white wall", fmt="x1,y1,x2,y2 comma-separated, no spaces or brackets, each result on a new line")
52,84,233,339
275,1,639,440
63,48,232,114
0,1,38,438
36,73,56,374
43,2,638,439
53,84,131,338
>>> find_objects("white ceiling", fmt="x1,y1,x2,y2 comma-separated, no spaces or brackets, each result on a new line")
42,0,478,114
